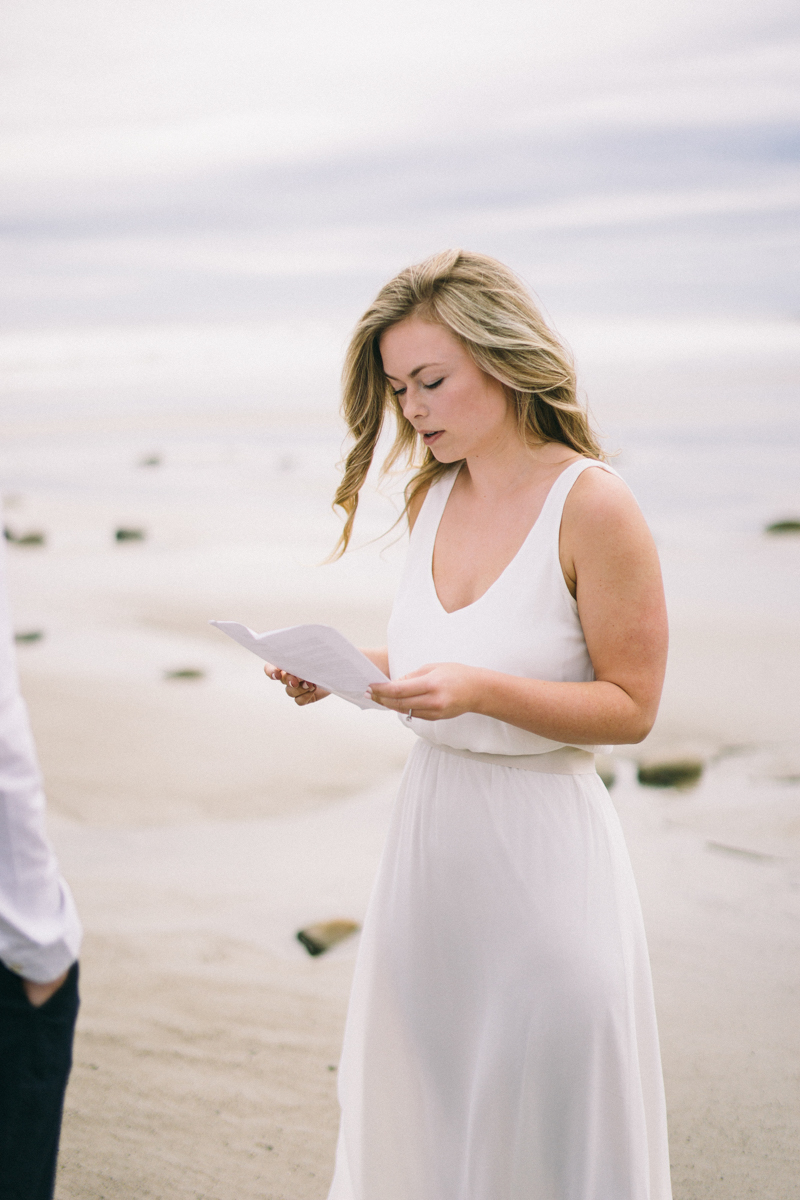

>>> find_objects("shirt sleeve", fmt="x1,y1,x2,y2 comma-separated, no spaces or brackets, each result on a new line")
0,540,82,982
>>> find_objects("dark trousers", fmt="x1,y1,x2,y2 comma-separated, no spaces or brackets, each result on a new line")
0,959,79,1200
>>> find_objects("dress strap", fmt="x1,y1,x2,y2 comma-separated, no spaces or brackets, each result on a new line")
408,466,461,551
535,458,619,540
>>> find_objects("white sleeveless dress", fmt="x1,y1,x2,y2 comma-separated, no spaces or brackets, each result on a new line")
328,459,672,1200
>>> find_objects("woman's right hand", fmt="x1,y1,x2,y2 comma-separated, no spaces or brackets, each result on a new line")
264,663,330,706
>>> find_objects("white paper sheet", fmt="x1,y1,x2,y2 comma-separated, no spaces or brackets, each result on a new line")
211,621,389,711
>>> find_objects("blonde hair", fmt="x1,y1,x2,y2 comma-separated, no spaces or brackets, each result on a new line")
332,248,603,556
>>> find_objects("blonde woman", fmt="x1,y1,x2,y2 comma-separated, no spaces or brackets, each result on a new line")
269,250,672,1200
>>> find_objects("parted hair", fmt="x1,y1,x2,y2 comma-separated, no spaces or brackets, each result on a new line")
332,248,604,556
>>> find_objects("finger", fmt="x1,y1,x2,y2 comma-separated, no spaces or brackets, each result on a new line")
372,691,433,713
282,672,318,691
385,702,439,720
368,668,435,696
369,680,432,703
369,680,415,698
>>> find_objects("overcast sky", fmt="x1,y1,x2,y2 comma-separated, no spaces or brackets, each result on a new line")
1,0,798,182
0,0,797,334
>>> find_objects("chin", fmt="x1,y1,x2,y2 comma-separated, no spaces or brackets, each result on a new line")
428,443,461,463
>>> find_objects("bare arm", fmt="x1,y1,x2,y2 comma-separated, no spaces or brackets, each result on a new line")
361,647,390,676
369,470,668,745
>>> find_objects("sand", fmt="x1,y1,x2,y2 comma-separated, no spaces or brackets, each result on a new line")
3,413,799,1199
47,762,800,1200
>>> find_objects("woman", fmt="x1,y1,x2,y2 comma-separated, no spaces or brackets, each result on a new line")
269,249,672,1200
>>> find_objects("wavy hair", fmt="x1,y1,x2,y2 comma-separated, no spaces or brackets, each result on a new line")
331,248,603,556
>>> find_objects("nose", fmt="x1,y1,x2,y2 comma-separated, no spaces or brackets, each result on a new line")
399,384,428,423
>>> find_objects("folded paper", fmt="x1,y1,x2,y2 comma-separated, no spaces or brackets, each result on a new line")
211,621,389,710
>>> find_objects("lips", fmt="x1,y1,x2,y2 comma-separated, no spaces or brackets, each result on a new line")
421,430,443,443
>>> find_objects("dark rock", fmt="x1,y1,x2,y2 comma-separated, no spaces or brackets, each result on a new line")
164,668,205,680
765,519,800,534
115,527,146,542
138,454,161,467
637,759,704,790
297,919,360,956
14,630,44,644
4,527,46,547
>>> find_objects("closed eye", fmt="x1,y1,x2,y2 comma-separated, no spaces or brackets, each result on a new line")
390,377,443,397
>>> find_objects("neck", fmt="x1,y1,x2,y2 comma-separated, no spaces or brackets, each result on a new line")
460,426,565,500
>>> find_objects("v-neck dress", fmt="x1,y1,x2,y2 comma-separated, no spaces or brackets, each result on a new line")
327,459,672,1200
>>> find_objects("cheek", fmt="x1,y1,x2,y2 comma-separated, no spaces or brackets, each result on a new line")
440,381,473,422
455,389,504,432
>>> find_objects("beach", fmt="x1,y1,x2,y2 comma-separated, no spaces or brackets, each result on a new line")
0,322,797,1198
1,0,798,1192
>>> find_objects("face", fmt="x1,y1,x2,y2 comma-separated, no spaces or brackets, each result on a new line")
379,317,514,463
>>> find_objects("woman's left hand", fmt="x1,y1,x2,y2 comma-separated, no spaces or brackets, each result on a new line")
368,663,482,721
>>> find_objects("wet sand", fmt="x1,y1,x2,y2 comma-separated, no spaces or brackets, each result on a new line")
47,757,800,1200
4,421,799,1199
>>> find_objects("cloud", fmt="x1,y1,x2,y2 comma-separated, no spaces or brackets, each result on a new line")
0,0,797,184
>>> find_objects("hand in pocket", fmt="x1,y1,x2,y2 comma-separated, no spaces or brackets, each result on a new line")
23,968,70,1008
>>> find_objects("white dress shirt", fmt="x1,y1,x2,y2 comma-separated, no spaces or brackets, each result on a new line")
0,541,81,982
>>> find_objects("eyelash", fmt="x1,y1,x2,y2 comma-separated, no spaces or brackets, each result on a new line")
392,378,444,397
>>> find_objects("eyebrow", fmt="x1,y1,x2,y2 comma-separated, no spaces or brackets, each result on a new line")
384,361,445,382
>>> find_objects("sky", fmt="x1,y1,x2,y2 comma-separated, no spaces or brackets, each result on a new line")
0,0,798,351
1,1,797,177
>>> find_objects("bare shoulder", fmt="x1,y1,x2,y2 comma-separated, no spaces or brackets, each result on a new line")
560,464,658,588
563,464,645,538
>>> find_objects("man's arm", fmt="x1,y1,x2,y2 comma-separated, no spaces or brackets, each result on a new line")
0,541,82,995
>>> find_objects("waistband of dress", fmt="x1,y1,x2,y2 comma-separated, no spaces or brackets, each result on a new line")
422,740,596,775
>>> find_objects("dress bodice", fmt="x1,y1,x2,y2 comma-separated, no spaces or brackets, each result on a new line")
386,457,618,756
